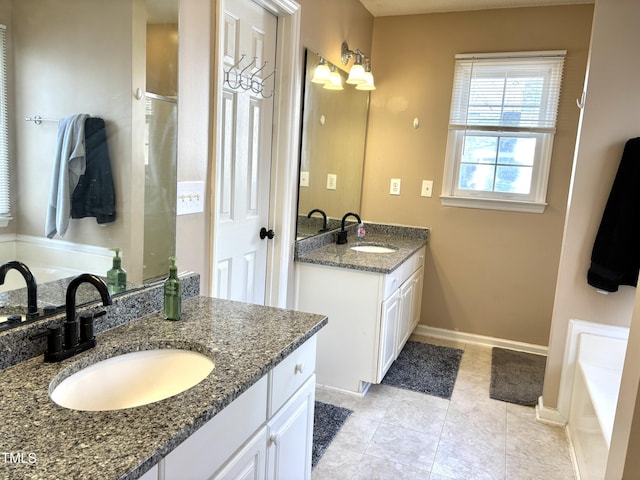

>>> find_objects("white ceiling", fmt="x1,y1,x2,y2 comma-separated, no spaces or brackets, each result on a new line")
359,0,593,17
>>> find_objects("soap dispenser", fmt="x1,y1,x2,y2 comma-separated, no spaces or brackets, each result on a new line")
163,256,181,321
106,248,127,294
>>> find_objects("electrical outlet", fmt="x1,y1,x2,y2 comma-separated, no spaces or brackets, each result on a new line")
300,171,309,187
390,178,401,195
327,174,337,190
421,180,433,198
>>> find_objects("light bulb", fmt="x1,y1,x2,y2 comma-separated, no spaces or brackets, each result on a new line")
346,64,366,84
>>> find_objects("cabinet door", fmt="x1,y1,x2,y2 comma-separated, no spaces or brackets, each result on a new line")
397,277,416,357
377,289,400,382
266,375,315,480
212,427,267,480
410,266,424,331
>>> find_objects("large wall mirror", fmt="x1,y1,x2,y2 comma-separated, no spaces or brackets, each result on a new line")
0,0,178,330
296,50,369,239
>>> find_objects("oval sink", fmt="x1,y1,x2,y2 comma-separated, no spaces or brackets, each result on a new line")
50,349,214,411
350,244,398,254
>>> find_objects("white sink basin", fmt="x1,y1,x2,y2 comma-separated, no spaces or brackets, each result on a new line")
50,349,214,411
350,244,398,254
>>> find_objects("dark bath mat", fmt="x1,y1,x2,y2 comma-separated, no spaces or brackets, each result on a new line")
490,347,546,406
381,341,464,399
312,401,352,468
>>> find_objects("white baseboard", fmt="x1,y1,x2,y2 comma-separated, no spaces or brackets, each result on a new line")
535,395,567,426
413,325,548,356
316,382,370,398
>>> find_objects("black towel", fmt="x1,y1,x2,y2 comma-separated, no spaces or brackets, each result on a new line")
71,117,116,224
587,137,640,292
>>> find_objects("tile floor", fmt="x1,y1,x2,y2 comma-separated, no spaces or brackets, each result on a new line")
313,334,576,480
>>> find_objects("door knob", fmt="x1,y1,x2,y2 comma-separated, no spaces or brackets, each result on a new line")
260,227,275,240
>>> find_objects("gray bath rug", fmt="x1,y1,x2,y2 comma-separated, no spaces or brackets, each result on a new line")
490,347,546,406
312,401,352,468
381,341,464,399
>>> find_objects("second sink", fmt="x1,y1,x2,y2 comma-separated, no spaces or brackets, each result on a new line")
50,349,214,411
350,244,398,254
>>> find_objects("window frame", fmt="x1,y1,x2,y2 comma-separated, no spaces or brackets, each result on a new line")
0,23,10,227
441,50,566,214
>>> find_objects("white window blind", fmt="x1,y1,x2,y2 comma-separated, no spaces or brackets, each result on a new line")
441,51,566,213
0,24,10,224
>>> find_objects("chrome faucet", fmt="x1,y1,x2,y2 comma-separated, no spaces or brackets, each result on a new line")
0,261,38,319
307,208,328,232
336,212,361,244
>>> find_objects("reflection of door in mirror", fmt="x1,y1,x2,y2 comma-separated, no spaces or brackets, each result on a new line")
296,51,370,240
143,1,178,281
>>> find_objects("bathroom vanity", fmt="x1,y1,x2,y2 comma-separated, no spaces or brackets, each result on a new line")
295,224,428,394
0,295,326,480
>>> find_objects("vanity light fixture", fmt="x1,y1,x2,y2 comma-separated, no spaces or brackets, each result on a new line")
311,57,331,84
342,41,375,89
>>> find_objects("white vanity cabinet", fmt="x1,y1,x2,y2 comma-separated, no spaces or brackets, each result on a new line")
295,247,425,394
154,336,317,480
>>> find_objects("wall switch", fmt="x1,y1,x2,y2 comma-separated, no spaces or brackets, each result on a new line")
327,173,337,190
421,180,433,198
176,181,205,215
390,178,401,195
299,171,309,187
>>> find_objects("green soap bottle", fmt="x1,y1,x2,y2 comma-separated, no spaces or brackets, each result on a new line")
163,256,181,321
106,248,127,294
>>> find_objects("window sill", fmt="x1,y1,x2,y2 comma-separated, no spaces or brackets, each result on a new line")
440,195,547,214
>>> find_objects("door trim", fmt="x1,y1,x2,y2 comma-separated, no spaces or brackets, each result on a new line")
212,0,301,308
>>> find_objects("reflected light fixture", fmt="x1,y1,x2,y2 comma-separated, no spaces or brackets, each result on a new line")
311,57,331,84
342,41,375,89
356,57,376,91
323,65,343,90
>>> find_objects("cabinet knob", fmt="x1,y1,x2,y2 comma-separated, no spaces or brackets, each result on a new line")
295,363,304,374
270,434,279,445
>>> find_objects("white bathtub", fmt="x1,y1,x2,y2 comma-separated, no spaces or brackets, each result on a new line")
568,332,628,480
0,264,83,293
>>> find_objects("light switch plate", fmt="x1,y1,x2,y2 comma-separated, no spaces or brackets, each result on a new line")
327,174,337,190
390,178,401,195
421,180,433,198
300,171,309,187
177,181,205,215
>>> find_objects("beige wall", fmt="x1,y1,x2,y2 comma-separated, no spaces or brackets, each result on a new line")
533,0,640,476
147,23,178,97
8,0,145,280
364,5,593,346
298,0,373,68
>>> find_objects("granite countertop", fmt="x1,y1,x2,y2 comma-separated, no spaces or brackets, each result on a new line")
295,224,429,274
0,296,327,480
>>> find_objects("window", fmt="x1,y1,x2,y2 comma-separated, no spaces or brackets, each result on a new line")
0,24,9,226
441,51,565,213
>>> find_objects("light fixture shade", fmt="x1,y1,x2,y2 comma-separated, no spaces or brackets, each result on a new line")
311,62,330,84
356,71,376,91
323,70,343,90
346,64,366,85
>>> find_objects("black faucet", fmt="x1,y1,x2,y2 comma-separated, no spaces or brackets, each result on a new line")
336,212,361,244
307,208,328,232
0,261,38,319
34,274,112,362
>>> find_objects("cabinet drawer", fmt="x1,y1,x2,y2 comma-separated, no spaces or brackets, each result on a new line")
383,247,426,299
269,336,316,416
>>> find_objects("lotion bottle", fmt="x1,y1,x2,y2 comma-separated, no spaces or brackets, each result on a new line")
106,248,127,294
163,256,181,321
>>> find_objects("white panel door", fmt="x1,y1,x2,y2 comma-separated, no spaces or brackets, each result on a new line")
214,0,277,304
